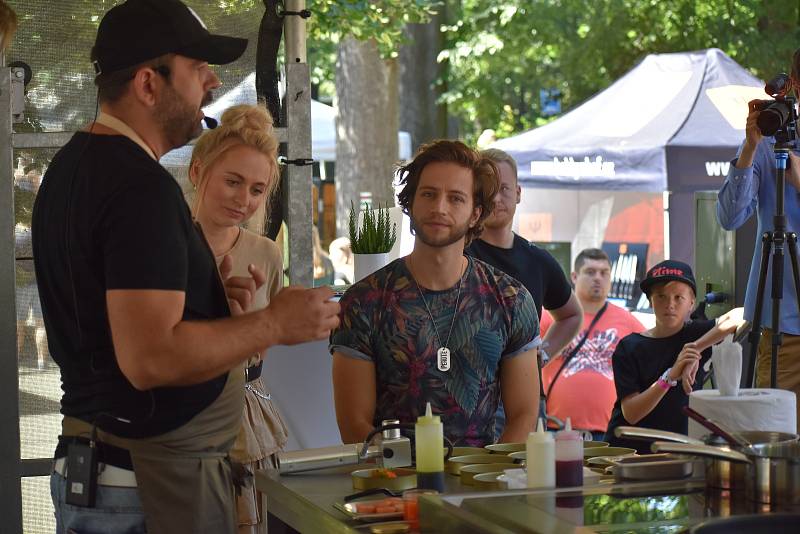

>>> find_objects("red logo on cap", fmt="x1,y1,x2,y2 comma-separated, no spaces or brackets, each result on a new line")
651,267,684,277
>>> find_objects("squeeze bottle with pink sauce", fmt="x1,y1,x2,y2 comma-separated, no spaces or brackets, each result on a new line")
555,417,583,487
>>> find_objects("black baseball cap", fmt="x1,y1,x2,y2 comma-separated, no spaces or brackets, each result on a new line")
640,259,697,297
91,0,248,75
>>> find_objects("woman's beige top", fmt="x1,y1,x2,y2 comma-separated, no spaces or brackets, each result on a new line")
216,228,288,462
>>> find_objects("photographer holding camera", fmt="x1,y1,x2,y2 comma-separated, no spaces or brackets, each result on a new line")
716,49,800,428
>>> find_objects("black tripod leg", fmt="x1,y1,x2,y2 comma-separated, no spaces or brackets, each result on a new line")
746,233,771,388
771,234,784,389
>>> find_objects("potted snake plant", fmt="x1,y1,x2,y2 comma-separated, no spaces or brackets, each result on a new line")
348,200,397,282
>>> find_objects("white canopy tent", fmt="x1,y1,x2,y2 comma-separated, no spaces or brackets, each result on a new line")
161,72,410,166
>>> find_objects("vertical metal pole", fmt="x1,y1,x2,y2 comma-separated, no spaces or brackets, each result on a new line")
284,0,307,64
0,67,23,534
283,0,313,286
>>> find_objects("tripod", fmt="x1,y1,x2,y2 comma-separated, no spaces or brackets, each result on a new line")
745,142,800,389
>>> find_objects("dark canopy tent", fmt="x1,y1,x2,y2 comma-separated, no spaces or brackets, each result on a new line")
494,48,764,265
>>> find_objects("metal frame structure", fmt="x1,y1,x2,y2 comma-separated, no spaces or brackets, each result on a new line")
0,2,311,530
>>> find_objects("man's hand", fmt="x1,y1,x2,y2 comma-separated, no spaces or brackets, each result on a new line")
266,285,341,344
735,100,765,171
744,99,764,151
219,255,266,315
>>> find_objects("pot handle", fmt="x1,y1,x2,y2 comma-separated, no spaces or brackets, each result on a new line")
615,426,705,445
651,441,751,463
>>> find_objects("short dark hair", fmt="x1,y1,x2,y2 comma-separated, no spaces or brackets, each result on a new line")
396,139,499,247
574,248,610,273
94,54,173,104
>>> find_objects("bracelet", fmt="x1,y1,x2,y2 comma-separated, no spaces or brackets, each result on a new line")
656,378,671,391
658,367,678,390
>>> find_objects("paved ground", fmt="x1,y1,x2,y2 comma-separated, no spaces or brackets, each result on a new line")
18,329,60,534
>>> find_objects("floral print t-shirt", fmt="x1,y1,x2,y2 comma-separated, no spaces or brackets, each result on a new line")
329,256,540,446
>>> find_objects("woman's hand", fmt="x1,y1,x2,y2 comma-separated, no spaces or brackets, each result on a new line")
219,255,266,315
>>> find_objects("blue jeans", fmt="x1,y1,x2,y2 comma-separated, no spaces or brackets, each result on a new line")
51,472,146,534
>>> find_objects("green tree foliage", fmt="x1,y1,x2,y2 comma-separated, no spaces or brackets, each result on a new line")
306,1,439,93
443,0,800,143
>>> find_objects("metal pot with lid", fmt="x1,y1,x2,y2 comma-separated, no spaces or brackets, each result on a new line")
614,426,798,490
652,440,800,505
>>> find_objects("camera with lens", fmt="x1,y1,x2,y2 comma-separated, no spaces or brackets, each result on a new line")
756,73,798,143
756,98,795,137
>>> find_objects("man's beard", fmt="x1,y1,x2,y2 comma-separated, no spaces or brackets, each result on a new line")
155,85,211,150
411,215,472,248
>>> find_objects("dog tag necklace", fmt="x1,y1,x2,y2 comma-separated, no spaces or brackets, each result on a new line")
411,257,465,372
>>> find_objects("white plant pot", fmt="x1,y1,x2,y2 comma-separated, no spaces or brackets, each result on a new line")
354,252,389,283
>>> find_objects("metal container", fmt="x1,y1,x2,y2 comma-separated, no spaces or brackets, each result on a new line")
484,443,525,454
459,463,517,485
605,453,693,481
583,446,636,462
615,426,798,491
472,472,506,490
351,468,417,491
445,454,499,475
652,441,800,505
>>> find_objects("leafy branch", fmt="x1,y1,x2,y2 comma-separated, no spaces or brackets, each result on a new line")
348,201,397,254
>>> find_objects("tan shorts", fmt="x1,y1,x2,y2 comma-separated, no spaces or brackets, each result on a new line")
756,328,800,429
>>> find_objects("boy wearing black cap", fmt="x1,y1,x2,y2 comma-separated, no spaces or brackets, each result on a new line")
605,260,744,451
32,1,339,533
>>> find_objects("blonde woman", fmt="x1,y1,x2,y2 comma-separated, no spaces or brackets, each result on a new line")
189,104,287,534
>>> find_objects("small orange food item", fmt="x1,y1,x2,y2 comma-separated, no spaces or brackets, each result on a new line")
355,503,377,514
375,506,396,514
371,468,398,479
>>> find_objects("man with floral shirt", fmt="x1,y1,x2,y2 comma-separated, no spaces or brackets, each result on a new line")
330,140,541,447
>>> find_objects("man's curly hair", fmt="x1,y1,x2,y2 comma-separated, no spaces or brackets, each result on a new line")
395,139,499,247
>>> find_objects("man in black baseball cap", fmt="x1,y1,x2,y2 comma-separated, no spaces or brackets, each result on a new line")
91,0,247,76
89,0,248,151
33,2,341,533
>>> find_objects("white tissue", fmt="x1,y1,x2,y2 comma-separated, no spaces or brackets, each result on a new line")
711,334,742,396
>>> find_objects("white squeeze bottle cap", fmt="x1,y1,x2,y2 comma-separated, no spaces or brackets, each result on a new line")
557,417,581,441
526,417,555,488
528,417,554,443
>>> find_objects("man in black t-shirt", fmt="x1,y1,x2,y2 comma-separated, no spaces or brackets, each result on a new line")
465,149,582,362
605,260,745,451
32,2,339,532
465,148,582,436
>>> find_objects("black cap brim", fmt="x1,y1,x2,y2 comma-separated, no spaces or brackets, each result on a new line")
640,276,696,297
179,35,248,66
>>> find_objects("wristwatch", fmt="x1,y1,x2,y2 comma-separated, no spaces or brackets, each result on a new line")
657,368,678,390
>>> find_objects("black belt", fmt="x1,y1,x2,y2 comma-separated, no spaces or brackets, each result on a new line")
54,435,133,470
245,361,263,382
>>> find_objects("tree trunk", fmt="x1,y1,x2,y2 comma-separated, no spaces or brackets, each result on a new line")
334,37,398,237
399,12,448,152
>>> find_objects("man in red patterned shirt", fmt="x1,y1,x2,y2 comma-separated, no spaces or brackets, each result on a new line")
541,248,644,440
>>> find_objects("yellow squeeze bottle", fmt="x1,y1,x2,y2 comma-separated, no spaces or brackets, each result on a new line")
415,402,445,491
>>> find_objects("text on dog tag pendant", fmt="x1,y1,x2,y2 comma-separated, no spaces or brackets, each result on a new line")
437,347,451,372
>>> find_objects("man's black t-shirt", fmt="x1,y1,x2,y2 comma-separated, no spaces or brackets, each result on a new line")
605,320,715,451
32,133,230,439
465,234,571,316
